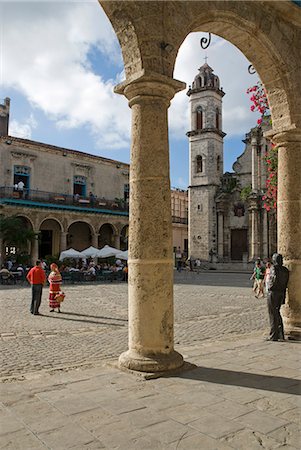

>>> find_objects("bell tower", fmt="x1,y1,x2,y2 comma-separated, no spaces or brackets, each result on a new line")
0,98,10,136
187,62,226,260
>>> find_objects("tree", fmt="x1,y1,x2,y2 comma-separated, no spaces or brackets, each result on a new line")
0,215,38,249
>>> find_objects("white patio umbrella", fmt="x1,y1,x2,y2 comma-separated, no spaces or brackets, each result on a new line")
59,248,82,260
79,246,99,258
96,245,120,258
115,250,128,260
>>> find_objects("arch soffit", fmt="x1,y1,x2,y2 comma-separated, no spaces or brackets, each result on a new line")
67,220,96,235
100,2,300,131
39,217,63,231
15,214,34,230
99,222,118,236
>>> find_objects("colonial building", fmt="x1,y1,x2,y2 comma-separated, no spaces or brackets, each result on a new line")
0,98,130,264
187,63,276,263
171,188,188,257
0,98,188,265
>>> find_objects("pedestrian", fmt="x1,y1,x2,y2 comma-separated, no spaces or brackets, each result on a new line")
26,260,46,315
250,260,265,298
263,261,271,296
48,263,63,313
266,253,289,341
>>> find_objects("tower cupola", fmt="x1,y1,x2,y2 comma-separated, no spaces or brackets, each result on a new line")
187,63,224,97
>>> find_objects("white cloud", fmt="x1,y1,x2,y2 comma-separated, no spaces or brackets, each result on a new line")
1,0,131,150
1,3,260,156
9,114,37,139
170,33,260,138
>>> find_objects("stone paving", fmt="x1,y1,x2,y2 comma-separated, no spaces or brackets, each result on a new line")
0,273,300,449
0,273,268,379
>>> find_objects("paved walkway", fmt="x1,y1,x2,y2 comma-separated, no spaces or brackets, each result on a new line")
0,275,300,449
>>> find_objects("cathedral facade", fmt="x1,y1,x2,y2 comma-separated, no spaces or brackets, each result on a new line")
187,63,277,263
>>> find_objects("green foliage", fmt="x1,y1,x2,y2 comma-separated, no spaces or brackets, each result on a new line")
240,185,252,201
0,215,37,249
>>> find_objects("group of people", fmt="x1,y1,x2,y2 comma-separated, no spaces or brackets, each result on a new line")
26,260,63,315
252,253,289,342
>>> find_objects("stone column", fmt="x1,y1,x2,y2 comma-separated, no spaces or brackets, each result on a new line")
113,234,120,250
91,232,99,249
217,211,224,260
31,232,39,265
115,71,185,372
251,136,258,191
271,129,301,339
60,232,68,252
249,194,259,260
262,209,268,258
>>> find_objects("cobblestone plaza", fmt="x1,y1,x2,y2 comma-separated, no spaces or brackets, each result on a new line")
1,273,300,449
1,273,268,380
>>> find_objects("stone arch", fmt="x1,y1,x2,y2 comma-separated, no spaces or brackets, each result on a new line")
39,218,62,258
15,214,34,231
38,216,63,232
100,1,300,132
98,223,117,248
99,2,301,361
67,221,94,252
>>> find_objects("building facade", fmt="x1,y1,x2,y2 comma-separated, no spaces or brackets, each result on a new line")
188,64,276,263
0,98,130,264
0,98,188,265
171,188,188,257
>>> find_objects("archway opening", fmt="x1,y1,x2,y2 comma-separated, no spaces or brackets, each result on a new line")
98,223,115,248
39,218,62,259
68,221,92,251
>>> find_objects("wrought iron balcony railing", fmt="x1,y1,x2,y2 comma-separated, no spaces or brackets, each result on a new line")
0,186,129,212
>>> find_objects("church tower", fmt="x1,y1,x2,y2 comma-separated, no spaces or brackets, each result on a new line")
0,98,10,136
187,62,226,261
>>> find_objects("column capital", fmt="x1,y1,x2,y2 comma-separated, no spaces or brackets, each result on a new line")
264,127,301,145
114,70,185,105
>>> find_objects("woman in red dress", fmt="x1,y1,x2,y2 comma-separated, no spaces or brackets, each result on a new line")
48,263,62,312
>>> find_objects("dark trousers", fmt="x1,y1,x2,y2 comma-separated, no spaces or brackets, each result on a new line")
30,284,43,314
267,291,284,340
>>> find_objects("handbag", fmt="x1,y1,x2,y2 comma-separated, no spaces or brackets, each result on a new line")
55,291,65,303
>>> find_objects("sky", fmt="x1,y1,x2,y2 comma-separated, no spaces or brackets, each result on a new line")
0,0,261,190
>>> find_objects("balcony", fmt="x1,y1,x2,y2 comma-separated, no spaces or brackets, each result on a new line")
172,215,188,225
0,186,129,215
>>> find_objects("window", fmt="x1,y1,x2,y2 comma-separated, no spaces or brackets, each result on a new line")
196,155,203,173
73,175,86,196
215,108,220,129
14,165,30,189
196,106,203,129
124,183,130,202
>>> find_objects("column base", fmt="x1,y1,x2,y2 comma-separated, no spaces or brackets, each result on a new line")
118,349,184,373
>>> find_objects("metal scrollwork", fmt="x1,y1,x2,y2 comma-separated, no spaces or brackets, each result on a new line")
200,33,211,50
248,64,256,75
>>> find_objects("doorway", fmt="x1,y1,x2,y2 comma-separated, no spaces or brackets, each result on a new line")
231,229,247,261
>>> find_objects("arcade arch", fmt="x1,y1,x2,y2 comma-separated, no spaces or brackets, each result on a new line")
100,1,301,370
98,223,116,248
120,225,129,251
67,221,94,251
39,218,62,259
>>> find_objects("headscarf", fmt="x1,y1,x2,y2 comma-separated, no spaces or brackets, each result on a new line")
50,263,59,272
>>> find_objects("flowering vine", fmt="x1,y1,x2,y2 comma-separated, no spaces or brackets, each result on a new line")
247,80,277,212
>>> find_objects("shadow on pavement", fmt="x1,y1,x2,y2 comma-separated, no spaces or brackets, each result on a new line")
178,365,301,395
40,313,125,327
61,311,127,322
